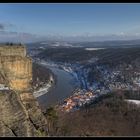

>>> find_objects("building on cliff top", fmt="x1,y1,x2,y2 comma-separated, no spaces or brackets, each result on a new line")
0,44,32,92
0,44,26,57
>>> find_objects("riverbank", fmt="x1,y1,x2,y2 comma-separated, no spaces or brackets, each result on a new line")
34,59,80,108
32,61,56,98
33,77,54,98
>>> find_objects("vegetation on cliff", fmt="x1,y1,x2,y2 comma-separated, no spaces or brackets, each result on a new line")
32,62,54,91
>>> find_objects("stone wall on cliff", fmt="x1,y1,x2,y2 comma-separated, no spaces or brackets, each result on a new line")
0,45,26,57
0,45,32,92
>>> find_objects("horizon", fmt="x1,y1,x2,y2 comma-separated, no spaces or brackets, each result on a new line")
1,3,140,43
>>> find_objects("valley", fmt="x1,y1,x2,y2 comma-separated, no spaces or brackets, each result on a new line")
27,43,140,112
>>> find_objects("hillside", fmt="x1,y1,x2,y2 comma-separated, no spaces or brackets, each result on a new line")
46,92,140,136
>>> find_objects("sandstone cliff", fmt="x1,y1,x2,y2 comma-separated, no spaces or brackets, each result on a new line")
0,44,48,136
0,45,32,91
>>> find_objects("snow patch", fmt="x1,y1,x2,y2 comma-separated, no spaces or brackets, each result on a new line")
125,99,140,106
85,48,105,51
33,82,52,98
0,84,9,90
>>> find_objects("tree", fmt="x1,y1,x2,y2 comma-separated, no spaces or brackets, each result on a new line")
19,43,22,46
10,42,13,46
5,42,9,45
45,106,58,135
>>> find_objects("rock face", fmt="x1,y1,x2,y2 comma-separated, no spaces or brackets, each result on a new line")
0,90,35,136
0,45,48,136
0,45,32,91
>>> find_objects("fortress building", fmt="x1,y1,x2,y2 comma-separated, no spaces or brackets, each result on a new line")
0,44,32,92
0,45,26,57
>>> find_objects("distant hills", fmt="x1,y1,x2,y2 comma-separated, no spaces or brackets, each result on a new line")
73,39,140,48
25,38,140,49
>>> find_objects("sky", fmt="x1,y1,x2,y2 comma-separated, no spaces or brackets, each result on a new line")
1,3,140,42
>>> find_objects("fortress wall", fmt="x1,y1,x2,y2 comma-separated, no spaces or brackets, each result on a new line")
9,79,31,91
1,56,32,91
0,45,26,57
1,56,32,79
0,45,32,92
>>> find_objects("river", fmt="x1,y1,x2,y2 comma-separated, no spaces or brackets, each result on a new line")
37,60,79,109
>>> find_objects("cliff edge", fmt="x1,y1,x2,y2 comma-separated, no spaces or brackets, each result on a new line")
0,44,48,136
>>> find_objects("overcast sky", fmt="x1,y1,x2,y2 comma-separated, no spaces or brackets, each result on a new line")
1,3,140,43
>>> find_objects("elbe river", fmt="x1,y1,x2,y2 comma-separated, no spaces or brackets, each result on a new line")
37,61,79,109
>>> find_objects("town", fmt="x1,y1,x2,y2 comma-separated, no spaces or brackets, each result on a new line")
59,89,98,112
55,59,140,112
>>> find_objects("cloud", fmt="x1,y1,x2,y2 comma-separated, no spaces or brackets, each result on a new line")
0,22,16,31
1,21,140,43
0,22,42,43
0,30,45,43
0,24,5,30
51,32,140,42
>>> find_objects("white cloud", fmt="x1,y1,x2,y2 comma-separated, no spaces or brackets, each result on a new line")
0,23,5,30
0,30,43,43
